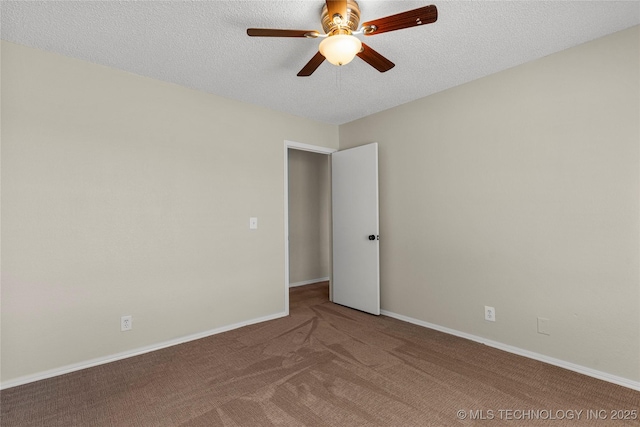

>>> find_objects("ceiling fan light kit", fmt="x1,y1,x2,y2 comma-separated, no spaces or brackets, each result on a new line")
247,0,438,76
319,34,362,66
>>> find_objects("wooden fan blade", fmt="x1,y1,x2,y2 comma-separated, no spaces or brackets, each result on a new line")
247,28,319,38
297,52,326,77
357,43,395,73
326,0,348,24
361,5,437,36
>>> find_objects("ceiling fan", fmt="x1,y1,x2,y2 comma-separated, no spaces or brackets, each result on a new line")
247,0,438,77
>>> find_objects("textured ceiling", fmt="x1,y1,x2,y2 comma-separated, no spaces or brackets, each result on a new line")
2,1,639,125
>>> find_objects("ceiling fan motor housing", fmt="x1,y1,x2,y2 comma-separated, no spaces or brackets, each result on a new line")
321,0,361,34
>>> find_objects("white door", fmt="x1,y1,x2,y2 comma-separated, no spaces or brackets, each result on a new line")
332,143,380,315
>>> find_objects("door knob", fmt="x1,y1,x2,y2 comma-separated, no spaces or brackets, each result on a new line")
368,235,376,241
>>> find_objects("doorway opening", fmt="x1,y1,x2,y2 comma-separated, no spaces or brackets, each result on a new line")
284,140,336,315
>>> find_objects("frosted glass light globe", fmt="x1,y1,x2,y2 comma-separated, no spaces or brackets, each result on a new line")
319,34,362,66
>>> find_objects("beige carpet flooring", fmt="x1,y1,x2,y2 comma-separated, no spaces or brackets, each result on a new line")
1,282,638,426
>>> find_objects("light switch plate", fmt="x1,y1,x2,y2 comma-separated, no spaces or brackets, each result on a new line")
249,217,258,229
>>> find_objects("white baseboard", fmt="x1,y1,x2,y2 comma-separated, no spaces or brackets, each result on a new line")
380,310,640,392
289,277,330,288
0,311,287,390
5,308,637,392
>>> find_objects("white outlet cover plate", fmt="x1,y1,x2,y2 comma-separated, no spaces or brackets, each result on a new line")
484,306,496,322
121,315,132,331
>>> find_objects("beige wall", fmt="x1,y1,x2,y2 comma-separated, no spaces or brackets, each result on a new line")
339,26,640,382
288,149,331,285
2,25,639,388
0,41,338,384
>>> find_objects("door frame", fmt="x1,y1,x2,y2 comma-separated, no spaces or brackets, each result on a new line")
284,140,337,315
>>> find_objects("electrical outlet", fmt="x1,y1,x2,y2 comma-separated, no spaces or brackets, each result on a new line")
484,306,495,322
121,315,132,331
